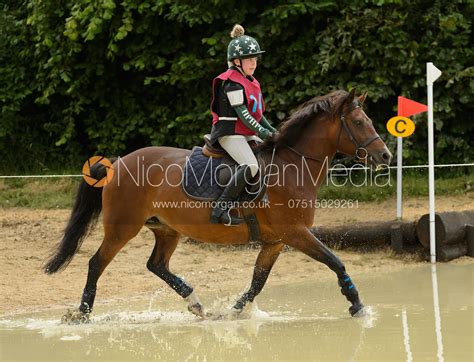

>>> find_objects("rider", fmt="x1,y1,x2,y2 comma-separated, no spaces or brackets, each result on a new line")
209,24,277,226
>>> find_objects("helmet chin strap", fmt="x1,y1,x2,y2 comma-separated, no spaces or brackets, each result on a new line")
234,59,251,77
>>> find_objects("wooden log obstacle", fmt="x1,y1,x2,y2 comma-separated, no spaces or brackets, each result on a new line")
311,220,418,250
310,210,473,261
416,211,474,261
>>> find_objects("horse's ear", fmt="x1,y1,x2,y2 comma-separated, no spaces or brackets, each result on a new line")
358,91,368,105
348,88,357,102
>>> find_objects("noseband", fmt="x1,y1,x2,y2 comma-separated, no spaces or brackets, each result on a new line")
337,105,381,159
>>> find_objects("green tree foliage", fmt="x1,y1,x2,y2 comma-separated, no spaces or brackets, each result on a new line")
1,0,472,172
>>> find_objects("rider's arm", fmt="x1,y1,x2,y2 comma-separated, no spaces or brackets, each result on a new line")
224,82,272,140
233,105,272,139
260,114,277,133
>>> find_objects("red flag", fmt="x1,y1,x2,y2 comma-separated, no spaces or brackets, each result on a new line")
398,96,428,117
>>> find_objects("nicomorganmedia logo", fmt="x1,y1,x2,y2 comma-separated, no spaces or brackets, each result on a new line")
82,156,114,187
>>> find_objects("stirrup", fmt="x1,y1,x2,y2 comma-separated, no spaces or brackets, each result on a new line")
210,208,243,226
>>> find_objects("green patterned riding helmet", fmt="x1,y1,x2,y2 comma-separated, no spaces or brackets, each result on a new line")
227,24,265,62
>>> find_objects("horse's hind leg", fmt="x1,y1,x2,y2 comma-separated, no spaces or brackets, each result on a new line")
146,227,203,317
282,227,365,317
233,242,284,311
78,222,142,316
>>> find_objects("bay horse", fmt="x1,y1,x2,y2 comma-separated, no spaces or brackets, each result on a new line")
44,89,392,320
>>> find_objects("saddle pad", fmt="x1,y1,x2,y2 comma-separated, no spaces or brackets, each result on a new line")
182,147,226,201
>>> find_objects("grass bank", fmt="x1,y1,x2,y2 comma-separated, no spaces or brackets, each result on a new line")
0,178,80,209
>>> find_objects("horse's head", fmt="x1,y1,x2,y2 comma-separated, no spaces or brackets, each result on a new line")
335,89,392,166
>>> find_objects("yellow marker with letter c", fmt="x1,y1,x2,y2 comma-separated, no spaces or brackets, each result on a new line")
386,116,415,138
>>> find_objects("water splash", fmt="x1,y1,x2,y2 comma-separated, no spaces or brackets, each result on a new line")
356,305,378,329
147,288,165,312
60,335,82,341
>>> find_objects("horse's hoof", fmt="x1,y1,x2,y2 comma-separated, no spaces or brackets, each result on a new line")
231,307,243,315
204,311,224,320
349,303,366,317
188,303,206,318
61,309,90,325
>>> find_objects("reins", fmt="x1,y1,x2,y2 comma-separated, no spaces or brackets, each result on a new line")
284,145,322,163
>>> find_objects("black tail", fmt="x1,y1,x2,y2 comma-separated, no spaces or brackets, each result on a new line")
43,158,116,274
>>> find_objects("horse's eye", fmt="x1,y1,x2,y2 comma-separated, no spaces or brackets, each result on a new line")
354,120,363,126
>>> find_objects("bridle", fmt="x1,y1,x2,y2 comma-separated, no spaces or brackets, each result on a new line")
336,103,381,160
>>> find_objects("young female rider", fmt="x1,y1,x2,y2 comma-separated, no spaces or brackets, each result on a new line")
209,24,277,226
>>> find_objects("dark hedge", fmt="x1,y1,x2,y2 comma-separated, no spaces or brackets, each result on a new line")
1,0,472,173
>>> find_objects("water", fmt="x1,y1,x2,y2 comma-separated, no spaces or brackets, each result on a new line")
1,264,472,361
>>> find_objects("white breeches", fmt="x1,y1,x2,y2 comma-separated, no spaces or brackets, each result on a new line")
218,135,260,177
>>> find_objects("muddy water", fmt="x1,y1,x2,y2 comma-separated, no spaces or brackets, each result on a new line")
1,264,472,361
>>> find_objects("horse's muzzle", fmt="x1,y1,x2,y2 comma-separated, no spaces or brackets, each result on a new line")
370,147,392,167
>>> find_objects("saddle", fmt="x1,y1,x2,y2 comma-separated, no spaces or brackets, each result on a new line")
182,141,267,202
202,134,227,158
202,134,260,158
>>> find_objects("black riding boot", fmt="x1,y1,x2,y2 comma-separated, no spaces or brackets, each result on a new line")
210,165,251,225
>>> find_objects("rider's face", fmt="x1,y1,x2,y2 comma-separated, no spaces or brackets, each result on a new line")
236,57,257,76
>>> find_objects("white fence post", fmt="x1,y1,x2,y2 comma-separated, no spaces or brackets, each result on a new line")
426,62,442,263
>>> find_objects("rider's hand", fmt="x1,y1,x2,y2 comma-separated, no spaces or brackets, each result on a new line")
260,129,271,140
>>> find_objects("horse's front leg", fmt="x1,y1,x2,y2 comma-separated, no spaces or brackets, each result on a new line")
233,242,284,312
282,227,365,317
